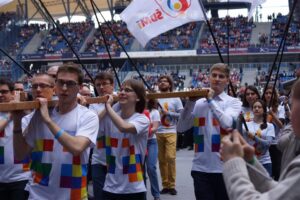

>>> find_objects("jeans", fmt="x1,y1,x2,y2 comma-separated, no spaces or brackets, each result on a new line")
263,163,273,177
0,180,29,200
191,171,229,200
92,164,107,200
146,138,160,198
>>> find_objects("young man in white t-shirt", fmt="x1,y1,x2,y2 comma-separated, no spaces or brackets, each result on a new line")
156,75,183,196
0,79,31,200
177,63,242,200
12,64,99,200
89,72,115,200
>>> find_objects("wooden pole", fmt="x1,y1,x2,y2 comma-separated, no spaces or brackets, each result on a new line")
0,90,208,112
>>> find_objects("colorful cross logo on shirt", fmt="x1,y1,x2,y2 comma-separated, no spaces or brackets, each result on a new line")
60,156,88,200
193,117,205,152
96,136,105,149
30,139,54,186
122,144,143,183
106,136,118,174
14,156,30,171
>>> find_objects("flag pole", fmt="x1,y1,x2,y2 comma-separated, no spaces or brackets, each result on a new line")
0,48,32,77
90,0,121,89
262,0,298,101
90,0,152,91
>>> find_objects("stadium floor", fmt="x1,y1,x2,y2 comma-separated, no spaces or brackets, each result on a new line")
88,148,195,200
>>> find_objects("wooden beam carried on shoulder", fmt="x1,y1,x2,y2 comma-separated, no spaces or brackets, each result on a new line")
0,89,208,112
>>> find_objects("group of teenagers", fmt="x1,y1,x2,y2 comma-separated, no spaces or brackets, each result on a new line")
0,62,300,200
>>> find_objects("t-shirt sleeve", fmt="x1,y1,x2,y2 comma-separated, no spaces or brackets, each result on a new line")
129,114,150,135
151,109,160,122
22,112,36,148
76,110,99,147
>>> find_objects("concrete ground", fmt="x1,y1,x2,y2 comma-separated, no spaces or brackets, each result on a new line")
88,148,195,200
146,148,195,200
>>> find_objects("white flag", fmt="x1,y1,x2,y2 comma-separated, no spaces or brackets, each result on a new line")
219,0,266,19
0,0,13,7
120,0,205,47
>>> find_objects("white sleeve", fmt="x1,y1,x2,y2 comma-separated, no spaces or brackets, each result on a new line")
129,114,150,135
177,100,195,133
150,109,160,122
76,111,99,147
209,98,242,128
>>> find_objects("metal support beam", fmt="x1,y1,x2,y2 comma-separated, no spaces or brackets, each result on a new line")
30,0,51,23
76,0,92,19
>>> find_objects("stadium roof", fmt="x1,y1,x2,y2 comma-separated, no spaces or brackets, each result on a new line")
0,0,115,21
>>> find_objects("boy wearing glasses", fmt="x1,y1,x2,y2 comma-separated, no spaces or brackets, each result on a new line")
12,64,99,200
177,63,242,200
0,79,31,200
89,72,115,200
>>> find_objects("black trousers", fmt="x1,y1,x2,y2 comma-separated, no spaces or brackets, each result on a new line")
103,191,146,200
0,180,29,200
191,171,229,200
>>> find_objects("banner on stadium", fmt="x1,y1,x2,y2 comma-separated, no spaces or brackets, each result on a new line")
120,0,205,47
218,0,266,19
0,0,13,7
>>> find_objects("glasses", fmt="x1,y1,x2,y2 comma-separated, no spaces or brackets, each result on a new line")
119,88,134,93
95,82,111,87
32,83,53,89
0,90,10,94
56,79,78,88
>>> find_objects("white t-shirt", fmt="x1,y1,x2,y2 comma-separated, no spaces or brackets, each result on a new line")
103,112,149,194
149,109,160,140
22,105,99,200
89,103,106,166
0,113,31,183
242,106,254,122
157,98,183,134
245,121,275,164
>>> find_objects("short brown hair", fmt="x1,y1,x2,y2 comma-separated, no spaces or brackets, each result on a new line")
57,63,83,84
210,63,230,77
158,75,174,92
94,72,114,84
123,79,146,113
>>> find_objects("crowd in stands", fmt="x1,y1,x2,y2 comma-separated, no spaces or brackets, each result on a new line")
258,32,269,46
37,21,94,54
191,67,242,88
0,12,15,31
85,21,133,54
146,22,201,51
9,24,40,55
131,71,185,91
0,59,11,70
270,13,300,47
255,68,298,86
200,16,253,49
